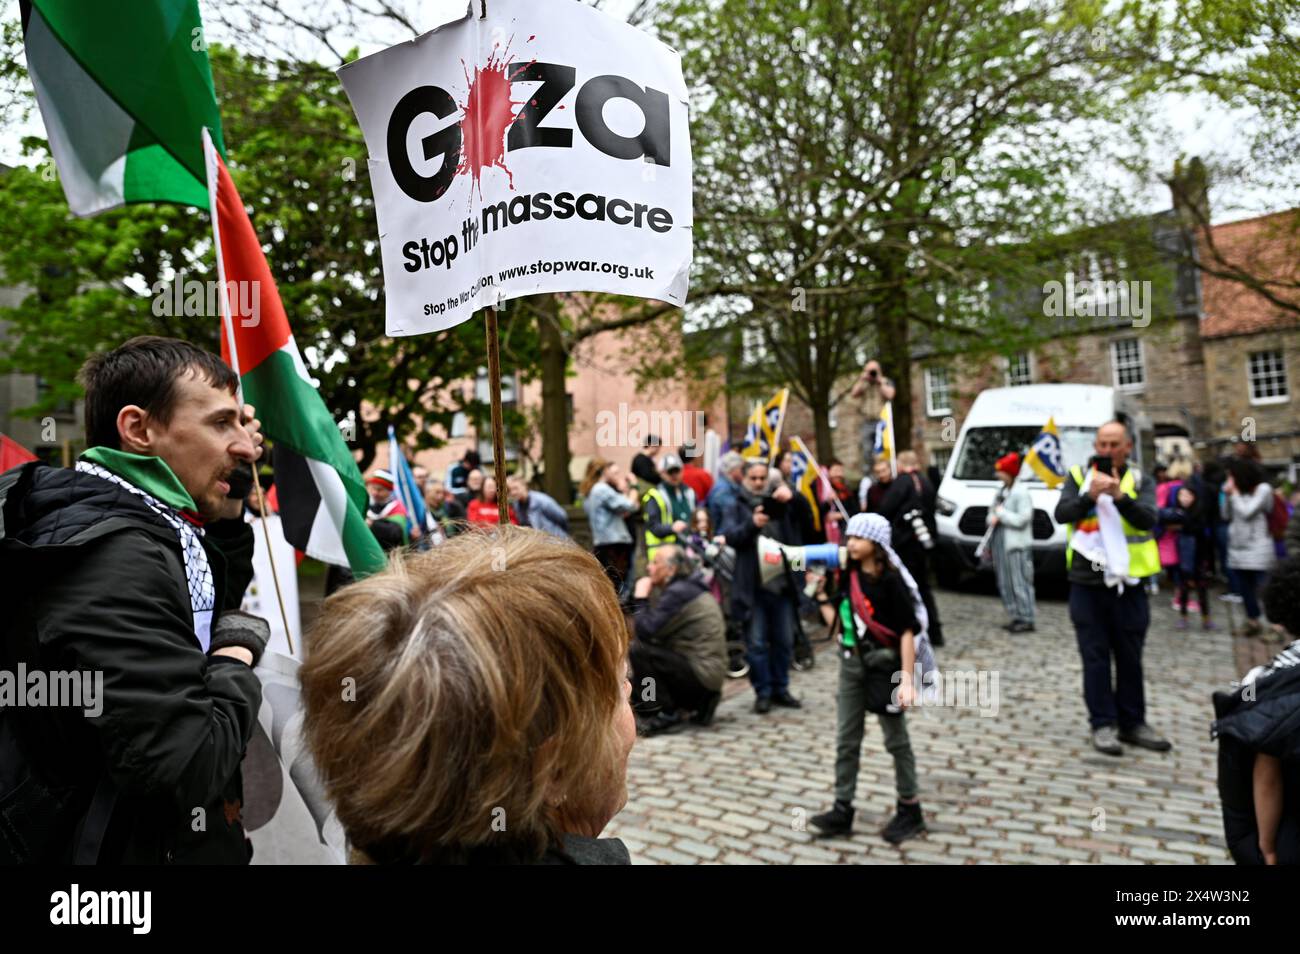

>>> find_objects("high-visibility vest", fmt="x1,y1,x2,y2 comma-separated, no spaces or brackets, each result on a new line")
1063,464,1160,578
643,485,688,553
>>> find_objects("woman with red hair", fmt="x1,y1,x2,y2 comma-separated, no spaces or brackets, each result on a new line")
988,452,1036,633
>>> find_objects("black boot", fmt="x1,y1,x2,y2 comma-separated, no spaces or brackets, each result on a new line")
881,800,926,845
637,710,686,737
690,691,722,726
810,801,855,837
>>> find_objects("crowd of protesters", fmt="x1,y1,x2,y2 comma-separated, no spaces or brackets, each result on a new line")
3,338,1297,866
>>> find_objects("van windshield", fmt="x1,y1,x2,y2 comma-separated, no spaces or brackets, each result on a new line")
952,426,1095,482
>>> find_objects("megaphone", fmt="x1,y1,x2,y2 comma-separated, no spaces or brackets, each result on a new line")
757,537,847,587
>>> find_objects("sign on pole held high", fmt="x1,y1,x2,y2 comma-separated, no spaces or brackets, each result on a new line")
338,0,693,335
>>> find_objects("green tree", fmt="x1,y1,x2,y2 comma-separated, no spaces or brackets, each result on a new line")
0,44,540,468
1121,1,1300,318
654,0,1162,457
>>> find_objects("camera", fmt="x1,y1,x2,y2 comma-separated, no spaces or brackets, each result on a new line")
905,507,934,550
1089,454,1113,477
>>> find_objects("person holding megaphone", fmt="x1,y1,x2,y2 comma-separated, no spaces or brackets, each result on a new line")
808,513,938,846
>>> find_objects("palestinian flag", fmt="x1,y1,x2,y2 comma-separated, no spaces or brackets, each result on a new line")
1,433,39,472
21,0,223,216
203,129,386,578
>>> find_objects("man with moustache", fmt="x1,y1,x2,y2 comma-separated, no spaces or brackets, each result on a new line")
0,336,270,863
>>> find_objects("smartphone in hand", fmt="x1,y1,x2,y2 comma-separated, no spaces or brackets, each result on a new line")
1089,454,1113,476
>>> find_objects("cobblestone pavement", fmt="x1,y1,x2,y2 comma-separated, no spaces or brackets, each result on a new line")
606,583,1242,865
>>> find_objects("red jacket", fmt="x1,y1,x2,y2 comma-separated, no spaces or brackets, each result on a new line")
681,464,714,503
467,498,519,525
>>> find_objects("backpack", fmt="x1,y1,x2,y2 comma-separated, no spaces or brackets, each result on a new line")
1266,492,1288,542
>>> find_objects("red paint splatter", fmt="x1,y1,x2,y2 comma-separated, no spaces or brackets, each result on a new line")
457,41,526,197
527,34,535,42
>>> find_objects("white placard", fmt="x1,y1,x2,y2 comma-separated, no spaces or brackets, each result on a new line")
240,513,302,660
338,0,692,335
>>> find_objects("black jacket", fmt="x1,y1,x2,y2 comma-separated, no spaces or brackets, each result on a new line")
719,491,797,624
1053,464,1157,587
878,470,936,551
1213,662,1300,865
364,833,631,865
0,462,263,864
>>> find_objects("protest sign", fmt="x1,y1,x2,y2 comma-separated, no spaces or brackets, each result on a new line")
339,0,692,335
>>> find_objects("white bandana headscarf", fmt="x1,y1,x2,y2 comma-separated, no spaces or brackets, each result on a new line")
76,460,215,650
844,513,938,693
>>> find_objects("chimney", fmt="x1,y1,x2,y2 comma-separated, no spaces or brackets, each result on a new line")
1169,155,1210,226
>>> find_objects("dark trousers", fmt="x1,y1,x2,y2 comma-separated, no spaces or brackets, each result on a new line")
897,541,944,645
1235,569,1265,621
629,640,714,715
746,589,794,699
1068,583,1150,730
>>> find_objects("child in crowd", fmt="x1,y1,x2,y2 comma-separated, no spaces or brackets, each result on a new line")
808,513,937,846
1162,483,1213,630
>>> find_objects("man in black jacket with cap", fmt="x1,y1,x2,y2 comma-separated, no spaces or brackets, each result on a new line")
0,336,269,864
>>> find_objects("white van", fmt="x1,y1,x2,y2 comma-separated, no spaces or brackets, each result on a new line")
932,384,1153,586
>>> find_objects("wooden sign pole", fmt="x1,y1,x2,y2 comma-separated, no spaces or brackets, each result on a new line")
484,306,510,525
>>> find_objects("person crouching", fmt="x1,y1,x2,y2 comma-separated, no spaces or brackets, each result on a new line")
809,513,938,845
629,544,728,735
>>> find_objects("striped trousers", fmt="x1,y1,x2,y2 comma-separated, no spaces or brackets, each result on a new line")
995,546,1036,626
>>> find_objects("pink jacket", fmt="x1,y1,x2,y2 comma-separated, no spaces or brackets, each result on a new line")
1156,480,1180,567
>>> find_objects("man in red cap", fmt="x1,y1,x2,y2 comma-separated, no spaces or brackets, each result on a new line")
988,452,1036,632
366,468,409,548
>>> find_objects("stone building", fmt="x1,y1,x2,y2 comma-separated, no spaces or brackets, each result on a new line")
1197,210,1300,476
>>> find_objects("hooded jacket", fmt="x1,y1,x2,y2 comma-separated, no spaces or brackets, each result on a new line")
1226,482,1277,572
1213,658,1300,865
0,458,262,864
632,571,727,691
718,489,798,624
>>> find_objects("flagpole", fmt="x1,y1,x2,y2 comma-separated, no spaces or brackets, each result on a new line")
768,388,789,463
204,127,295,656
797,436,848,520
885,401,898,479
484,304,510,525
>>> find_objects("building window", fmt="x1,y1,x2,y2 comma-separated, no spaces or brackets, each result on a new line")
450,411,468,438
925,367,952,416
35,376,75,416
741,327,766,366
1110,337,1145,392
473,369,519,464
1248,350,1289,405
930,447,952,475
1006,352,1033,387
